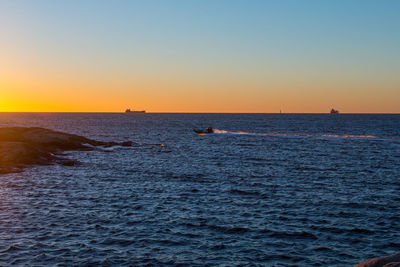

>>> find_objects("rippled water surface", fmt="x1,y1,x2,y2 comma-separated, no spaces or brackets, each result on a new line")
1,113,400,266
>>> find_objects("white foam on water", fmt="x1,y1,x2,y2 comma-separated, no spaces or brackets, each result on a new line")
212,129,388,140
212,129,229,134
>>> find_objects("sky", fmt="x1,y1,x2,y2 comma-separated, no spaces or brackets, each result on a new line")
0,0,399,113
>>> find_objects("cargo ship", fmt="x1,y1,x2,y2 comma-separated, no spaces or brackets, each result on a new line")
125,108,146,113
330,108,339,114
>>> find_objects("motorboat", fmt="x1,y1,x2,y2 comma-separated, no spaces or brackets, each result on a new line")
193,127,214,134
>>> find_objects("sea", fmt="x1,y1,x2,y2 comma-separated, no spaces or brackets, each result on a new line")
0,113,399,266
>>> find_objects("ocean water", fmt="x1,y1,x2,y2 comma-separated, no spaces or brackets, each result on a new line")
0,113,399,266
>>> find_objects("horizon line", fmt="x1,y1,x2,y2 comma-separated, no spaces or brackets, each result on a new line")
1,111,399,115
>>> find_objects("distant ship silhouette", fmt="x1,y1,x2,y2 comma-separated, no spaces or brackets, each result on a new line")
330,108,339,114
125,108,145,113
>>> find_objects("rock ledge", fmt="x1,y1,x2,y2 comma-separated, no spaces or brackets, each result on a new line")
355,252,400,267
0,127,132,174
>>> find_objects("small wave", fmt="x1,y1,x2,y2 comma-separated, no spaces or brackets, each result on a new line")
348,227,374,234
212,244,226,250
101,143,165,151
1,245,22,253
389,242,400,249
266,230,318,240
99,238,135,247
230,189,261,196
208,224,250,234
313,246,332,252
320,134,378,139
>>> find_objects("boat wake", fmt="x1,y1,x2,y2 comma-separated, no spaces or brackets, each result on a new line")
211,129,395,141
101,143,165,152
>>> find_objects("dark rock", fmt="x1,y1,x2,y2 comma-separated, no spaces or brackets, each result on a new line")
355,252,400,267
0,127,133,174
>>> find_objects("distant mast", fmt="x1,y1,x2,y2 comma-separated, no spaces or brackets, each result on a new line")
125,108,146,113
330,108,339,114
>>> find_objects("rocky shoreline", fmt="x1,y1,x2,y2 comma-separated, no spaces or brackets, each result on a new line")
0,127,133,174
355,252,400,267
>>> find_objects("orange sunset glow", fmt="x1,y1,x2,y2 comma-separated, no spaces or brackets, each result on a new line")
1,1,399,113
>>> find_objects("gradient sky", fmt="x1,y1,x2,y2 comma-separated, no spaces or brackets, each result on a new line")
0,0,399,113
